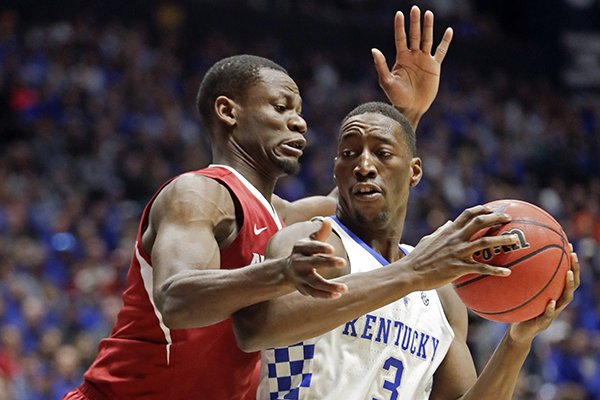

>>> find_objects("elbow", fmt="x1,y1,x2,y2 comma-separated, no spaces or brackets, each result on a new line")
232,311,269,353
154,284,195,329
235,334,261,354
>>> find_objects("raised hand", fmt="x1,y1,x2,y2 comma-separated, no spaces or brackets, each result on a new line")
372,5,453,129
400,205,519,292
283,219,348,299
508,248,580,343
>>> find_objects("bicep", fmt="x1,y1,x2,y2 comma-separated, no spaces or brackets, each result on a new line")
429,286,477,400
149,174,235,290
151,219,221,289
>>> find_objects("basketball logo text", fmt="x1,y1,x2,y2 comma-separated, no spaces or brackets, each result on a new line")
474,228,530,261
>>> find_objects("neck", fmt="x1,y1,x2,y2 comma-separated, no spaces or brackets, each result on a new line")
337,214,405,263
371,235,403,263
212,152,278,202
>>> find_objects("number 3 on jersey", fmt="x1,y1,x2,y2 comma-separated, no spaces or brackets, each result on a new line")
373,357,404,400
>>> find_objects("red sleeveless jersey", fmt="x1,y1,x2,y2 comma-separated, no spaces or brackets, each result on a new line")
74,165,283,400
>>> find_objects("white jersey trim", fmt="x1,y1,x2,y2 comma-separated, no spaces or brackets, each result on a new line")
136,244,173,365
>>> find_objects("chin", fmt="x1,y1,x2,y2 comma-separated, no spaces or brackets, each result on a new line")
355,210,390,227
278,159,301,175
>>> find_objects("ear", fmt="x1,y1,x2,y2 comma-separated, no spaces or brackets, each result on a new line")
333,157,338,184
409,157,423,187
214,96,237,127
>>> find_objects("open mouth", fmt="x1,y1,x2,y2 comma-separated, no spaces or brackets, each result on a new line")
279,139,306,157
352,183,383,200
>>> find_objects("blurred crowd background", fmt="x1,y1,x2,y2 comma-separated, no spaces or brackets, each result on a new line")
0,0,599,399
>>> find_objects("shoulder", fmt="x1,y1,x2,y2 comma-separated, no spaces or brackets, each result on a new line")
151,172,236,224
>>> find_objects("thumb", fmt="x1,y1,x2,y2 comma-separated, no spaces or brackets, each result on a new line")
310,219,332,242
371,48,390,78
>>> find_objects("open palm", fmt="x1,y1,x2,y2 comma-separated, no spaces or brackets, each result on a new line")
372,6,453,128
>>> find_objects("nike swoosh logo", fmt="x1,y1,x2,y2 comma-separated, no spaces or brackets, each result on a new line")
253,225,268,235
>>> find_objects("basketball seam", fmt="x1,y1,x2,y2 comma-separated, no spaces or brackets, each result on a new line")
474,246,567,316
460,246,567,316
453,243,564,289
509,219,564,238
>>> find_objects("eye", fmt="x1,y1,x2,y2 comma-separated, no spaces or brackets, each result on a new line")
340,149,355,158
274,104,286,113
377,149,393,158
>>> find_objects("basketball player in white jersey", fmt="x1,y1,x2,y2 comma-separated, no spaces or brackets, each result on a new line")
233,102,580,399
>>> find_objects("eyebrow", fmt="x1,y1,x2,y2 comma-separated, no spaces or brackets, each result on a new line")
339,130,397,145
273,91,303,109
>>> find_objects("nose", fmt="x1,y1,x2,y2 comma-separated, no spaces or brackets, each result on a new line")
354,151,377,179
288,113,307,135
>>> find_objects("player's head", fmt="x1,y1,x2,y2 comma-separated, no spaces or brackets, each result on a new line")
334,102,422,230
197,55,287,128
339,102,416,156
197,54,307,176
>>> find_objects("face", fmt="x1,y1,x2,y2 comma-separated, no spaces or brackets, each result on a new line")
334,112,422,230
232,68,307,176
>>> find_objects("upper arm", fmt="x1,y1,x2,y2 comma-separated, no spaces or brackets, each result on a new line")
147,173,236,291
429,285,477,400
273,194,337,225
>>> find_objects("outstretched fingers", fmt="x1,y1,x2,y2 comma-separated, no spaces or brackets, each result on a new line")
371,48,392,85
464,233,521,276
394,11,408,55
434,27,453,63
461,211,513,239
421,10,434,54
408,5,422,51
452,204,511,235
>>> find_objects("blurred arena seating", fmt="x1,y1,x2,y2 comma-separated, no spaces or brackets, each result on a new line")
0,1,598,399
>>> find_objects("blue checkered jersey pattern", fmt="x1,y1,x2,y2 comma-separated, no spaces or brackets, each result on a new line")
264,342,316,399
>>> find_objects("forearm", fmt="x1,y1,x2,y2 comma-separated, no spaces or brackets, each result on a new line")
395,106,422,131
459,331,532,400
233,264,415,351
157,259,293,329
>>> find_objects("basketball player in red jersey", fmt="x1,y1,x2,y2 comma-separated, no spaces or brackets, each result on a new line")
64,7,456,400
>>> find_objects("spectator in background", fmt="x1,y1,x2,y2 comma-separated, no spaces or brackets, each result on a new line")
0,2,598,399
64,6,453,400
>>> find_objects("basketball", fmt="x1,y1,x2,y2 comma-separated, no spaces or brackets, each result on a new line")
452,199,571,323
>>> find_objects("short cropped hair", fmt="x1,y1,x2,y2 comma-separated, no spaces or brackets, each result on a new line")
196,54,288,129
340,102,416,155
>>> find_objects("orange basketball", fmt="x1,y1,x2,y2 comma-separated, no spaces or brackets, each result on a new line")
452,199,571,323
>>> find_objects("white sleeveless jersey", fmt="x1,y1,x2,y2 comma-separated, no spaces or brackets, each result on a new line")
258,216,454,400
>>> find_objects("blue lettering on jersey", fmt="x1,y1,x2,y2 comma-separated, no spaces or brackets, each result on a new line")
341,313,441,362
375,318,392,343
360,314,377,340
342,318,359,337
